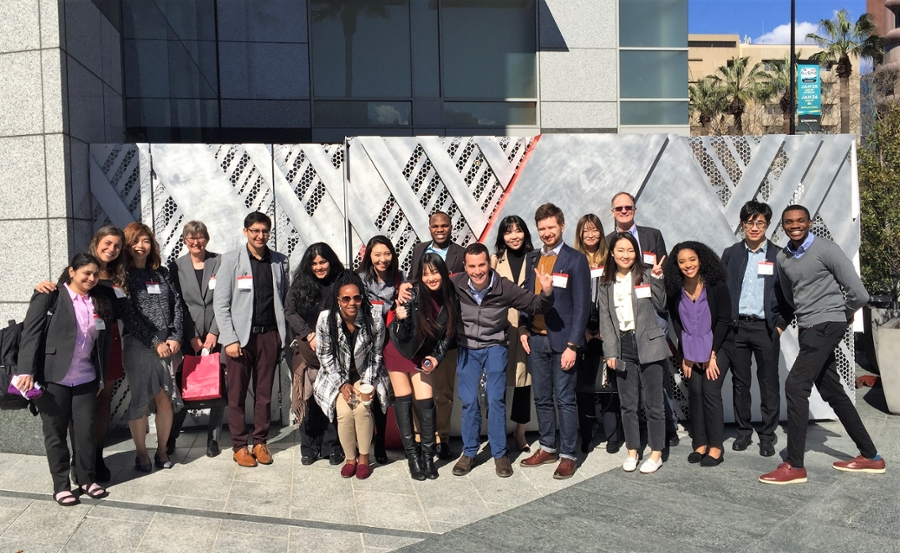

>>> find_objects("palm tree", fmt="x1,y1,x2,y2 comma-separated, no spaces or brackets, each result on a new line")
807,10,882,134
689,77,727,136
311,1,388,97
710,56,772,135
764,55,801,135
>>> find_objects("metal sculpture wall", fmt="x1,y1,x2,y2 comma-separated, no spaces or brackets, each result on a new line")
89,133,860,427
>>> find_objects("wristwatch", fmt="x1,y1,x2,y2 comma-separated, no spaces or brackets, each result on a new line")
566,342,578,352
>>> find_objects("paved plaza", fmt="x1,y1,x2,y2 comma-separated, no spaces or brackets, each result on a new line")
0,374,896,553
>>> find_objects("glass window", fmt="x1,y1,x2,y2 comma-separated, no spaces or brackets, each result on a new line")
620,50,687,98
410,0,440,97
441,0,537,99
619,0,688,48
314,100,412,127
620,101,688,125
443,102,536,126
309,0,412,98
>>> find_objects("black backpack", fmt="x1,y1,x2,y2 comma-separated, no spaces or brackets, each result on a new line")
0,291,59,412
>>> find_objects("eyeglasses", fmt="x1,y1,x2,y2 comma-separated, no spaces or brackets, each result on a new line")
742,221,768,229
185,237,207,244
339,295,363,304
613,206,635,213
246,228,271,236
582,230,601,237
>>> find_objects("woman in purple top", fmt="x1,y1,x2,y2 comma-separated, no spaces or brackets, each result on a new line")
664,242,733,467
15,254,114,506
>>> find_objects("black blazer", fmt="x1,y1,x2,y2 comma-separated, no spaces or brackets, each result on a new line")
606,225,667,260
667,280,733,359
720,240,787,333
409,240,465,280
18,288,113,385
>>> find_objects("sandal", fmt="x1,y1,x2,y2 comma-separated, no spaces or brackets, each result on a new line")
54,490,81,507
80,483,109,499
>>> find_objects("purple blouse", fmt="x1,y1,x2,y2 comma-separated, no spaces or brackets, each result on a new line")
679,287,713,364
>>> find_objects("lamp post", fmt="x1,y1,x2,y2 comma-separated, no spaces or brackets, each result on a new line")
789,0,796,134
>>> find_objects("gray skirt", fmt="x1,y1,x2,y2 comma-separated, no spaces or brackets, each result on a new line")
123,335,183,420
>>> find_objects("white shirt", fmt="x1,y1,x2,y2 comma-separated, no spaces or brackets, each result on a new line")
613,273,636,332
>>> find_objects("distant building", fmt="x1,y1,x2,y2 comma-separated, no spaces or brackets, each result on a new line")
868,0,900,104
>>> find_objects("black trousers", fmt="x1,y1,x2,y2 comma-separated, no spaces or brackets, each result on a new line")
372,394,387,453
786,322,877,468
299,399,340,458
685,352,730,450
509,385,532,425
38,381,98,494
576,339,623,445
732,319,780,443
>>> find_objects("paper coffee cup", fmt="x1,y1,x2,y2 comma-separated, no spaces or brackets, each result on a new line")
359,383,374,405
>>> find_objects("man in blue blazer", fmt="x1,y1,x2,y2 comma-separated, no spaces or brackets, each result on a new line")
519,203,591,479
214,212,290,468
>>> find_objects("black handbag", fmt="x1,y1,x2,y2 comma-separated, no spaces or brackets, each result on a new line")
575,338,617,394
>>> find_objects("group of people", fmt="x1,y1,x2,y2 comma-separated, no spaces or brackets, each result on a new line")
12,191,885,506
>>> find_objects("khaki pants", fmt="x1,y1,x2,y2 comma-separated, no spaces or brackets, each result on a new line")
335,381,374,458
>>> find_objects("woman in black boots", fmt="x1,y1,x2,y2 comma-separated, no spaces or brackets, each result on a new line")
385,253,459,480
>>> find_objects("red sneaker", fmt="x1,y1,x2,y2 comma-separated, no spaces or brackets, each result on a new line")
759,462,807,485
832,456,885,474
340,463,357,478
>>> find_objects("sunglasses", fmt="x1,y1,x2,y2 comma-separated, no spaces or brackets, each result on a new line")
613,206,635,213
339,295,363,304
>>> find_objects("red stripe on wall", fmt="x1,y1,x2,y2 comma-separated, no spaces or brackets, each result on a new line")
478,134,542,244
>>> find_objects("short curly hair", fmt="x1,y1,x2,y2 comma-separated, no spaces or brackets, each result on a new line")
663,241,727,307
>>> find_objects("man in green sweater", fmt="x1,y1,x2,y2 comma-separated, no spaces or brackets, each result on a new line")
759,205,885,485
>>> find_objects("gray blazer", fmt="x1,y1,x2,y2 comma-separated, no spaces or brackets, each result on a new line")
169,251,221,342
598,269,669,365
213,245,290,348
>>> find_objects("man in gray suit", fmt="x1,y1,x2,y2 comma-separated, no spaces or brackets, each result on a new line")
214,212,290,467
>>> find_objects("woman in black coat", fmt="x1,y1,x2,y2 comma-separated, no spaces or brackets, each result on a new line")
16,254,114,506
664,241,733,467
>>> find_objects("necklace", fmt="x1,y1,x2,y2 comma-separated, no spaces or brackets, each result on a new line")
684,281,703,302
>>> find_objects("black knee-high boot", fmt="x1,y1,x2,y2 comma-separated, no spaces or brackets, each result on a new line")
394,395,426,481
418,397,438,480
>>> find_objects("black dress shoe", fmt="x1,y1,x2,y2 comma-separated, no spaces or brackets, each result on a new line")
301,455,316,466
700,452,724,467
206,440,221,458
374,445,388,465
732,436,752,451
437,442,452,460
667,434,680,448
329,451,345,466
606,441,622,454
759,441,776,457
687,451,705,464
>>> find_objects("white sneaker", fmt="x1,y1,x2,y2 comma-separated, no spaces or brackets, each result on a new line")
640,458,663,474
623,456,638,472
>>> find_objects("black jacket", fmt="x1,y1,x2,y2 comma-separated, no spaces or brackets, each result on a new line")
409,241,465,280
606,225,667,259
667,280,733,358
389,287,456,363
720,240,787,333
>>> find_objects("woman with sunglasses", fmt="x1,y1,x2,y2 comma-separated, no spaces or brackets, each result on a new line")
313,271,390,479
385,253,459,480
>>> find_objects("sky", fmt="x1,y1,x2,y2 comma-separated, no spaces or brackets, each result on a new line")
689,0,868,45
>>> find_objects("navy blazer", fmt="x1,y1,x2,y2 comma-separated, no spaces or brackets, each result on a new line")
720,240,787,333
519,243,591,351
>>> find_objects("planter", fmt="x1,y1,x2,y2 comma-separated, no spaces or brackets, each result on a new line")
875,318,900,415
862,305,900,374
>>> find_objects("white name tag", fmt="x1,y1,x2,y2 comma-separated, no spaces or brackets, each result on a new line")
590,267,604,279
758,261,774,276
113,286,126,299
635,284,652,299
552,273,569,288
94,316,106,330
146,282,161,295
370,300,384,318
642,252,656,265
237,276,253,290
208,276,216,290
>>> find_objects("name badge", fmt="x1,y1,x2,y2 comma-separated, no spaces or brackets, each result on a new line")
94,315,106,330
642,252,657,265
370,300,384,318
146,282,161,295
635,284,652,299
552,272,569,288
758,261,774,276
237,276,253,290
590,267,604,279
208,276,216,290
112,286,126,299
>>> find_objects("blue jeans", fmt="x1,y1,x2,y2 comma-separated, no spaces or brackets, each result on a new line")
528,334,578,460
457,345,508,459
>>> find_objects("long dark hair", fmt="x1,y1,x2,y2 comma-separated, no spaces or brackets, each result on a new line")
89,225,127,288
414,253,458,343
493,215,533,259
360,235,399,285
61,253,112,320
663,241,728,303
601,232,644,286
323,271,376,373
290,243,344,313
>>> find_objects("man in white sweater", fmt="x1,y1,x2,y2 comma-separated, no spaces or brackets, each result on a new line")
759,205,884,485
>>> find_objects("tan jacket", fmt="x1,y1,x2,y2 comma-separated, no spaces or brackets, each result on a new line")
491,253,531,387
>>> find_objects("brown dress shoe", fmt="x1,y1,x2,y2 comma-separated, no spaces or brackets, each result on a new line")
495,456,513,478
233,446,258,467
252,444,274,465
452,455,476,476
553,458,576,480
759,462,806,484
520,448,558,467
